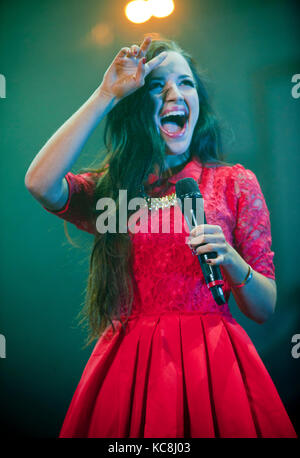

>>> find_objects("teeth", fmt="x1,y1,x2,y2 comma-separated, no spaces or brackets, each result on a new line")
160,110,187,120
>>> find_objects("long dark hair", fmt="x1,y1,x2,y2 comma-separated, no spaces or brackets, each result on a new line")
77,35,228,345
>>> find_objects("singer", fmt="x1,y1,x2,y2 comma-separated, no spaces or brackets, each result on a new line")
25,35,296,438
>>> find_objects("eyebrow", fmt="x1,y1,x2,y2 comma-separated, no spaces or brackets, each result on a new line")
149,74,193,81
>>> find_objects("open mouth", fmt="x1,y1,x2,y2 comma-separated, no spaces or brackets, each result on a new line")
159,111,189,138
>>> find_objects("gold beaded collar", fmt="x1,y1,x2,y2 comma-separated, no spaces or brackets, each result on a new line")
140,158,204,211
143,192,178,211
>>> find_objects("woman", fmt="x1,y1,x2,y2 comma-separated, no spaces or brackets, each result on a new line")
25,35,297,438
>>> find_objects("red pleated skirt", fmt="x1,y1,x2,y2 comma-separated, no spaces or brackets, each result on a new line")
59,312,297,438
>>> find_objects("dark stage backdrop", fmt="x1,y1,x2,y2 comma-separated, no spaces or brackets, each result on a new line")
0,0,299,437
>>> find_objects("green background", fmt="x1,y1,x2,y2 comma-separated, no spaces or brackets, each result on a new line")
0,0,299,437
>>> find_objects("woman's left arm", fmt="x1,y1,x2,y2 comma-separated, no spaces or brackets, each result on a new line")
188,224,276,324
222,241,276,323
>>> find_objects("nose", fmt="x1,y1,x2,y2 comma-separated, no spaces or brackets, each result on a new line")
163,82,184,102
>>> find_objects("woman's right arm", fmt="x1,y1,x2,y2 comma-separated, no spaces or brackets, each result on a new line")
25,36,167,211
24,88,118,211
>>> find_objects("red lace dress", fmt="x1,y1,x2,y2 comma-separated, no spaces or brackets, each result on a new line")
44,157,297,438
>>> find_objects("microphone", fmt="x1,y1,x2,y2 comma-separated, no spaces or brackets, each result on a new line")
175,177,226,306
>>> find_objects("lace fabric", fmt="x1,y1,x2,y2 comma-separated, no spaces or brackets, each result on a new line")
43,157,275,317
44,159,298,439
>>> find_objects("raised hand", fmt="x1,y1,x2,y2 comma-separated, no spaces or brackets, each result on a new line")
99,37,167,101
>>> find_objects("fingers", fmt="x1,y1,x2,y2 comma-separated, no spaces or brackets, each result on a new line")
117,45,140,59
144,52,168,76
117,37,168,88
189,233,224,247
188,225,225,247
188,241,227,266
136,47,167,83
187,223,229,265
190,224,223,237
135,56,146,85
187,240,225,264
127,37,152,58
139,36,152,56
205,253,225,266
117,47,131,58
193,242,225,255
127,44,139,57
121,37,151,59
117,37,168,73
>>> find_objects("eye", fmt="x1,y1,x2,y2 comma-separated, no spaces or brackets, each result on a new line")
149,82,163,90
149,79,195,91
182,79,195,87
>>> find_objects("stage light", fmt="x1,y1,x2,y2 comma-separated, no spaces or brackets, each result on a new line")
125,0,152,24
125,0,175,24
148,0,174,18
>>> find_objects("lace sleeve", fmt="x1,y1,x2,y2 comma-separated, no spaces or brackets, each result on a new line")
43,172,98,234
232,164,275,280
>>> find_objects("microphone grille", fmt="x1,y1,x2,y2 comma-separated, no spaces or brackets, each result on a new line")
175,177,202,201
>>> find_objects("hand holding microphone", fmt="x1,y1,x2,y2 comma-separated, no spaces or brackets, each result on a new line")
175,177,230,306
